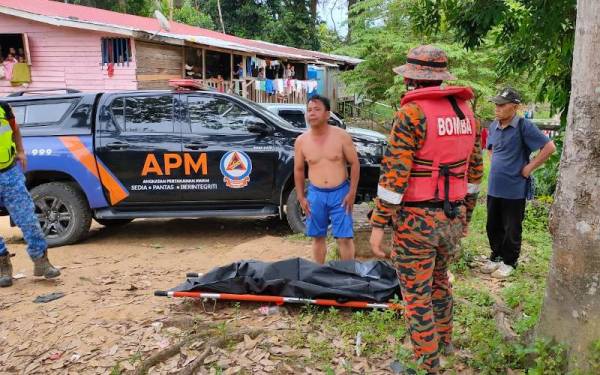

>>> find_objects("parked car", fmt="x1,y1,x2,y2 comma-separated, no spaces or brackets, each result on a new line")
260,103,387,143
2,85,384,246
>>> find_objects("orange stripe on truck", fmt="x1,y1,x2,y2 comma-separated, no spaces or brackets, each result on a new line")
96,160,129,205
58,136,129,205
59,136,99,179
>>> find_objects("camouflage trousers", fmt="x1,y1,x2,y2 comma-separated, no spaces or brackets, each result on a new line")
391,206,466,374
0,165,47,259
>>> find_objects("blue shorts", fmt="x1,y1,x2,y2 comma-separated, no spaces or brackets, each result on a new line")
305,181,353,239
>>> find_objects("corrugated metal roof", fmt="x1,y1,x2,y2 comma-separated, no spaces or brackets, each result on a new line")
0,0,361,65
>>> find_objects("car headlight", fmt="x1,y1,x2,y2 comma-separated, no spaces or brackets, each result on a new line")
355,142,384,158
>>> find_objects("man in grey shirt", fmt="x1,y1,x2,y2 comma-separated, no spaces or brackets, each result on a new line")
482,88,556,278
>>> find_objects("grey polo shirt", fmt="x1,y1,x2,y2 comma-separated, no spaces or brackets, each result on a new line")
487,115,550,199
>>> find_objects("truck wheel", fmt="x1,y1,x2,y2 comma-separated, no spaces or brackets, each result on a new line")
30,182,92,247
286,187,306,234
95,218,133,227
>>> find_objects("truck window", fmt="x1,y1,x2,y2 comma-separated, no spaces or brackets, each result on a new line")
11,100,76,126
278,110,306,129
188,96,252,135
110,95,174,133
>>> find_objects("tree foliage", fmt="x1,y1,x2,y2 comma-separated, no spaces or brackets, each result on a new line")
409,0,576,196
157,0,215,29
60,0,321,50
336,0,532,119
198,0,320,50
409,0,576,121
65,0,153,15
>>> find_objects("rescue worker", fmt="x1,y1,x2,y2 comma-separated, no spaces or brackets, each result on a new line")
369,45,483,374
0,100,60,287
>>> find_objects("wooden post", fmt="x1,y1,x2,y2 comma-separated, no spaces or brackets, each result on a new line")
242,56,247,98
202,48,206,82
181,46,185,78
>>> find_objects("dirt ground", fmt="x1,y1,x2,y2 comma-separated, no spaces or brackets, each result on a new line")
0,216,324,374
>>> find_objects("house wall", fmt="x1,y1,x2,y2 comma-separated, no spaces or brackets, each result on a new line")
135,41,183,90
0,14,137,96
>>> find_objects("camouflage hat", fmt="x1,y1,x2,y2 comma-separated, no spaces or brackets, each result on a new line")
393,45,456,81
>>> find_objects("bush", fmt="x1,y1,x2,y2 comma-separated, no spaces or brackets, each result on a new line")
523,196,553,234
533,130,564,197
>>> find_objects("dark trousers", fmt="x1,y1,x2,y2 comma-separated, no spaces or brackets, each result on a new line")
486,195,526,267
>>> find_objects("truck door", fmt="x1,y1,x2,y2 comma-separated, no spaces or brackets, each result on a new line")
179,94,277,203
96,93,183,205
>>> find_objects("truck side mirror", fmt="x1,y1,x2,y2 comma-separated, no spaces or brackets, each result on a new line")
246,117,274,134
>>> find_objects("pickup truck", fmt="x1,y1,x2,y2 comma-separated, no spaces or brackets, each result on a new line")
3,85,385,247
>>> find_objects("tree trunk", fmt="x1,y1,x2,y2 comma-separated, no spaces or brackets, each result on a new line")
537,0,600,370
310,0,318,21
346,0,358,42
216,0,225,33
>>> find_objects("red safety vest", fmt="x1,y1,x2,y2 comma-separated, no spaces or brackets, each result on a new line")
401,86,477,202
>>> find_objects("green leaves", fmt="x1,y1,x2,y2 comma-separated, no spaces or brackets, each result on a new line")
411,0,576,118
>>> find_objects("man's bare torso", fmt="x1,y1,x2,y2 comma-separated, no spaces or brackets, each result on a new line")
298,126,349,188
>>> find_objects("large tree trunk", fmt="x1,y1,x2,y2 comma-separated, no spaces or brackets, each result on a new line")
346,0,358,42
310,0,318,21
537,0,600,370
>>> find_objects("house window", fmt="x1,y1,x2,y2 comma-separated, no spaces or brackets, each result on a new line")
101,38,132,65
205,50,231,80
0,33,31,64
184,47,203,79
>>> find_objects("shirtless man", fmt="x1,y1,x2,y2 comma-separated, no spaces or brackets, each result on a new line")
294,95,360,264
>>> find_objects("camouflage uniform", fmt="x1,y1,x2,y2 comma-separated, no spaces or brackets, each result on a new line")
0,101,58,288
371,97,483,371
0,165,47,259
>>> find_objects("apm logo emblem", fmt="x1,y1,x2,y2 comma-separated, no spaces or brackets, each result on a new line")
220,151,252,188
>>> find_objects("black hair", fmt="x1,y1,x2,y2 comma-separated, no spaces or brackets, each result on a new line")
406,79,443,89
307,94,331,111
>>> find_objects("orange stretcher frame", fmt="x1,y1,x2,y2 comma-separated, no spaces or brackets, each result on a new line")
154,290,403,311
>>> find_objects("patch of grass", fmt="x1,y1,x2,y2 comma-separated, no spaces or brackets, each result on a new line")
128,350,143,366
588,339,600,374
526,339,568,375
394,346,427,375
453,282,524,373
308,335,335,362
306,307,406,358
502,278,543,335
109,363,122,375
325,241,340,262
287,330,306,349
286,232,311,242
450,153,555,373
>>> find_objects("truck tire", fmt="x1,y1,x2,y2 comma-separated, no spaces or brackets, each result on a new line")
286,187,306,234
30,182,92,247
95,218,133,227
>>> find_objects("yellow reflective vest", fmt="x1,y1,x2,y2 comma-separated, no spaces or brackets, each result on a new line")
0,105,16,169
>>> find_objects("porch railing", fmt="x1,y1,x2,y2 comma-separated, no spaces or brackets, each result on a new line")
200,78,310,104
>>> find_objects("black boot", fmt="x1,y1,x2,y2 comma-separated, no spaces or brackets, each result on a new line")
32,252,60,279
0,253,13,287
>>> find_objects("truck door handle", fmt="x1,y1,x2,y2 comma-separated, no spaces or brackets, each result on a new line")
184,142,208,150
106,142,130,150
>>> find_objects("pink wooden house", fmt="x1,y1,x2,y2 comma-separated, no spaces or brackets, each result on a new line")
0,0,359,104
